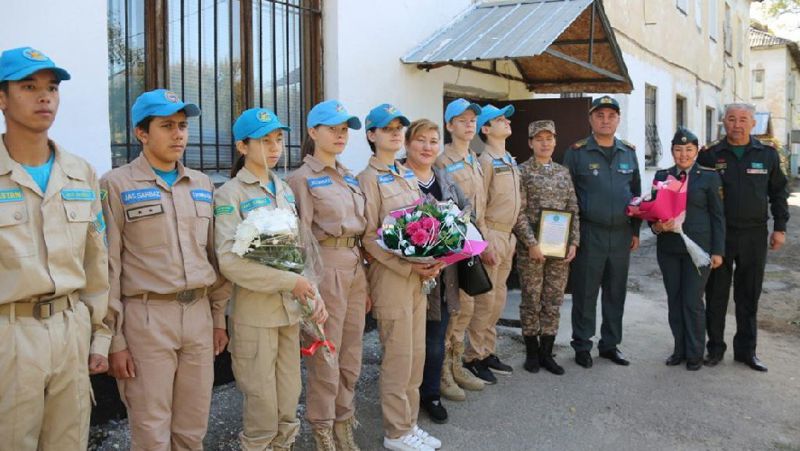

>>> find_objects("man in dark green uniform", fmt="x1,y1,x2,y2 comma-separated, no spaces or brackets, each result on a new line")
563,96,641,368
698,103,789,372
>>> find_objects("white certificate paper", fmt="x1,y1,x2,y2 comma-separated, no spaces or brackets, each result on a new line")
537,210,572,258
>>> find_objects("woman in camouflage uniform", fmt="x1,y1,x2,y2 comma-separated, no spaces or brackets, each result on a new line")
513,120,580,375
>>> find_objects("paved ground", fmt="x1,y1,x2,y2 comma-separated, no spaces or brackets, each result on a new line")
93,195,800,451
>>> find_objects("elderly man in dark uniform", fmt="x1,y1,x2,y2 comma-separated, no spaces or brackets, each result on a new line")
563,96,641,368
651,128,725,371
698,103,789,372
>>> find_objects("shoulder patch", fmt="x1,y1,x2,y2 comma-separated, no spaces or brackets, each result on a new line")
620,139,636,150
571,138,588,149
100,189,108,201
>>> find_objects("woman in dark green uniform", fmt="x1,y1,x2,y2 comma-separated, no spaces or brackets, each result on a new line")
651,128,725,371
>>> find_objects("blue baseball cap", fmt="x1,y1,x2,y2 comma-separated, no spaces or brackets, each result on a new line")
233,108,290,141
0,47,71,82
131,89,200,128
477,104,515,130
307,99,361,130
364,103,410,130
444,98,482,123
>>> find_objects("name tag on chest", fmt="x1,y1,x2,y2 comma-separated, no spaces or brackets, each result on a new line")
746,168,768,175
378,173,395,184
308,176,333,189
126,203,164,220
122,188,161,205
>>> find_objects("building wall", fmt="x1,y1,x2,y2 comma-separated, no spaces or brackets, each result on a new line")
751,46,790,144
0,1,112,174
602,0,753,186
323,0,533,172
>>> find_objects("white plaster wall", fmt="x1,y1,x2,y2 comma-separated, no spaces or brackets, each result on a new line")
323,0,533,172
0,1,112,174
751,47,789,144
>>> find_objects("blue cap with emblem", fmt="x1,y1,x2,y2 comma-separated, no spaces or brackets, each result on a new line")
364,103,410,130
233,108,290,141
131,89,201,128
477,104,515,130
307,99,361,130
0,47,70,82
445,98,482,123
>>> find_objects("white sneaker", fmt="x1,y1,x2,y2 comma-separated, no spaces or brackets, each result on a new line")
383,432,435,451
413,425,442,449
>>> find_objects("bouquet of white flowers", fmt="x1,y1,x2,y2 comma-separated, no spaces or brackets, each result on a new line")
232,206,335,363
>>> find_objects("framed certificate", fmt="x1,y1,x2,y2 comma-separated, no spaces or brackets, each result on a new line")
537,210,573,258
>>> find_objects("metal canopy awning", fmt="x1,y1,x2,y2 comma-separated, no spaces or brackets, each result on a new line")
401,0,633,93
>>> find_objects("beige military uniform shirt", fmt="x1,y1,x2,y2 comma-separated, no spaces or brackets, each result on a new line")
0,138,111,356
101,154,230,353
435,145,489,240
358,157,422,318
214,168,302,328
513,159,580,248
286,154,366,242
478,146,521,232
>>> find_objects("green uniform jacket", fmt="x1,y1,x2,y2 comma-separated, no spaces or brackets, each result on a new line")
651,164,725,256
697,135,789,232
562,135,642,236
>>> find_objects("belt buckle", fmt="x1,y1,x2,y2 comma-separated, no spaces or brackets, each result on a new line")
33,300,55,320
176,290,196,304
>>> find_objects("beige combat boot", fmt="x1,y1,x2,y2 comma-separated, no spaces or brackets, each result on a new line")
451,341,485,391
313,426,337,451
333,416,360,451
440,344,466,401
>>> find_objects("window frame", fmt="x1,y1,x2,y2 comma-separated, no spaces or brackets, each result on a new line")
108,0,323,173
644,84,661,167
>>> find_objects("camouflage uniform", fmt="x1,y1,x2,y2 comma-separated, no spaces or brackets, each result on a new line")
513,159,580,336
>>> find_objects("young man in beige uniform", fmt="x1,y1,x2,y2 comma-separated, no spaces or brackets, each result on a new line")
0,46,111,451
434,98,491,399
464,104,521,384
102,89,230,450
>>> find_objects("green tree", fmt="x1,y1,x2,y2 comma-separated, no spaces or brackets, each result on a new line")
762,0,800,17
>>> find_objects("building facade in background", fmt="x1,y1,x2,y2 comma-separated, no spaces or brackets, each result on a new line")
749,25,800,176
1,0,761,185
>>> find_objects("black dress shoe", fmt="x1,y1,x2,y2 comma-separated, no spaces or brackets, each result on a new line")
665,354,684,366
734,355,768,372
599,349,630,366
575,351,593,368
421,397,448,424
686,358,703,371
704,353,723,366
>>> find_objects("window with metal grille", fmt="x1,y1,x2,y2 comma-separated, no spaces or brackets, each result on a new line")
645,84,660,167
705,107,715,144
676,95,686,128
108,0,322,179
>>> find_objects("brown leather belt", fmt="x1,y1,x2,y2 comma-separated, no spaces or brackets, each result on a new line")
487,220,514,234
319,236,359,248
0,295,72,320
144,287,208,303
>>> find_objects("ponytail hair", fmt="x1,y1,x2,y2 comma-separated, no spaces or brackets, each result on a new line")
301,134,316,159
230,138,250,178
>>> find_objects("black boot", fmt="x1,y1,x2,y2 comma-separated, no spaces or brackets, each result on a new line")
539,335,565,375
523,335,540,373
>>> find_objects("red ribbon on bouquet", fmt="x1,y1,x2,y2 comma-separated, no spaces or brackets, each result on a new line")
301,339,336,357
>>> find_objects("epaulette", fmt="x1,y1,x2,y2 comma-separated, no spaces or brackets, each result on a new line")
698,164,716,171
571,138,588,149
620,139,636,150
701,138,722,152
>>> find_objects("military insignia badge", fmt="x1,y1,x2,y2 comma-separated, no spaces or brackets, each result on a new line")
23,48,47,61
335,103,345,113
257,110,271,122
164,91,180,103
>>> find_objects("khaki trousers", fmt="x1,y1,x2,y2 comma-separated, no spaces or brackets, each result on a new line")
306,247,368,429
0,298,92,451
118,296,214,451
466,229,516,361
376,286,426,439
230,321,301,450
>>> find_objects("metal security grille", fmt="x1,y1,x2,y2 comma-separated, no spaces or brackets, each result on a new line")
644,84,660,166
108,0,321,178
